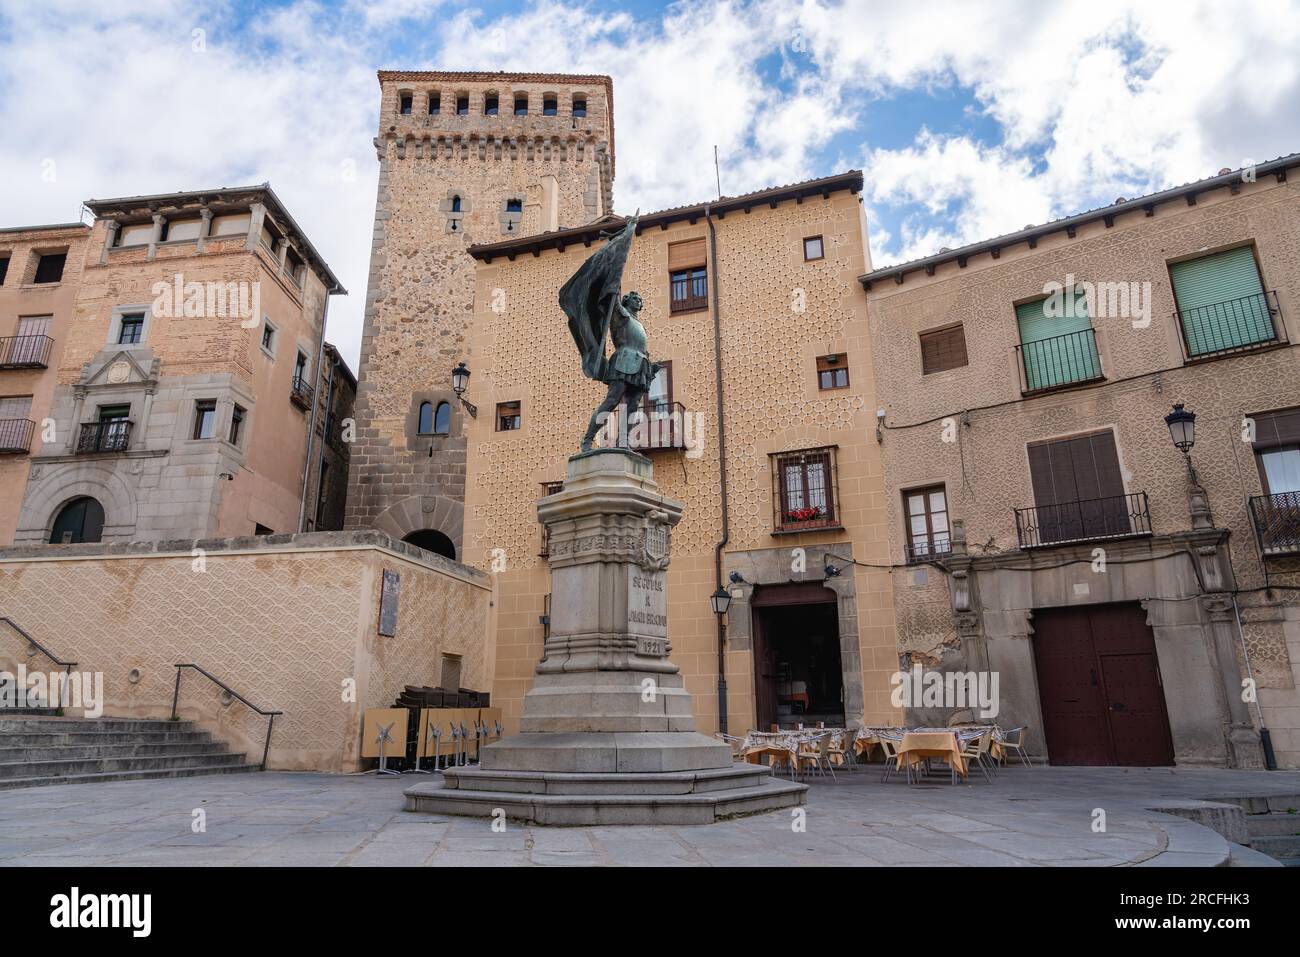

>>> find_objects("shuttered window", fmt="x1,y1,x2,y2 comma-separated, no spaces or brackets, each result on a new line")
1025,430,1131,544
919,324,968,374
1250,407,1300,495
1016,292,1100,391
667,238,706,270
1170,246,1273,357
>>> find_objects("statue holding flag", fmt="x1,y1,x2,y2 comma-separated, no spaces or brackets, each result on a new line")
560,213,662,451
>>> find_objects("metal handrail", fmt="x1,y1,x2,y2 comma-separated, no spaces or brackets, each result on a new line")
1014,327,1103,392
171,663,282,770
1,617,76,708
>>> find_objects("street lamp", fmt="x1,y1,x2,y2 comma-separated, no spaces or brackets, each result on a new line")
451,361,477,418
710,586,732,616
1164,402,1197,479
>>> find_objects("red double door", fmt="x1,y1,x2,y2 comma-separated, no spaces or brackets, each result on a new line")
1032,604,1175,766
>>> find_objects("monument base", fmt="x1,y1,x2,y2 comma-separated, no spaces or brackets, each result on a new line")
402,447,806,824
404,763,807,826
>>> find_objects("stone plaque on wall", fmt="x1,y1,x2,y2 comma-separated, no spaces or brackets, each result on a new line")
628,566,667,657
379,569,400,637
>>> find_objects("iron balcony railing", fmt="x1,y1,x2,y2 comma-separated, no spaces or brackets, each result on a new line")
1015,491,1152,548
626,400,688,452
0,419,35,454
1015,327,1103,393
0,334,54,370
1175,290,1282,359
76,420,131,454
906,537,953,564
290,374,315,410
1249,491,1300,557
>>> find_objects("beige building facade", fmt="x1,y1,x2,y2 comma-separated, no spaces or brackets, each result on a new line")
345,71,615,560
5,185,350,546
0,223,91,544
863,156,1300,769
460,173,903,738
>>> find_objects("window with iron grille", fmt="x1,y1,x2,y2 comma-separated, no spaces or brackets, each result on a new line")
770,446,839,532
919,323,969,374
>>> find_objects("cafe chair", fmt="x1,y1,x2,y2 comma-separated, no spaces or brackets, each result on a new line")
797,733,836,780
958,730,995,783
998,726,1032,768
877,737,902,784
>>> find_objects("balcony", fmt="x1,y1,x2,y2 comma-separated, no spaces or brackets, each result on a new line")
76,420,132,454
1014,491,1152,548
1176,290,1282,360
906,537,953,564
290,375,315,411
1015,328,1103,393
626,400,689,453
1249,491,1300,557
0,335,54,370
0,419,34,454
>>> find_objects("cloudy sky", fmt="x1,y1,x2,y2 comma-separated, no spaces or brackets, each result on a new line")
2,0,1298,371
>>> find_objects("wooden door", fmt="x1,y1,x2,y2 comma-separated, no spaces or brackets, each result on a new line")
1032,604,1173,766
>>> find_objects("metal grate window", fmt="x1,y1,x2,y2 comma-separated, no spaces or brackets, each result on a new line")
769,446,840,533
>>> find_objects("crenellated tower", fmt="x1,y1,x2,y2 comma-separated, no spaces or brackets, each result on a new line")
345,71,615,557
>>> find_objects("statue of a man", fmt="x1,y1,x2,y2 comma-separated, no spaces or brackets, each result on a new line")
559,214,662,452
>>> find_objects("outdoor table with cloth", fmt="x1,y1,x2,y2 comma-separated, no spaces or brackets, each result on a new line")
896,730,967,778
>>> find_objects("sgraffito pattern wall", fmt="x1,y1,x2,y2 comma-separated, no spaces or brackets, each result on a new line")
867,173,1300,766
0,534,491,771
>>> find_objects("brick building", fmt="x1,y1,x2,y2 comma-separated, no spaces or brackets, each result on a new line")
459,173,897,737
344,71,615,560
863,156,1300,769
3,185,351,545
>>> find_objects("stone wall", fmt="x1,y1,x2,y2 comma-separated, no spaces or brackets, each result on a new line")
344,72,615,558
0,530,492,771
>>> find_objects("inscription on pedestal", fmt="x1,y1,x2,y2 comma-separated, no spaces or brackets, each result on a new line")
628,567,668,657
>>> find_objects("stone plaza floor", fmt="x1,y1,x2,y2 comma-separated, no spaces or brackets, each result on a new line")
1,765,1298,866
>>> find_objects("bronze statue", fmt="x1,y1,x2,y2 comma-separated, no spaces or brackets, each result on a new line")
560,213,662,451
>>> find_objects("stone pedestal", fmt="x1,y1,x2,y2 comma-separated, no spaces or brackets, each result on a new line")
405,449,805,824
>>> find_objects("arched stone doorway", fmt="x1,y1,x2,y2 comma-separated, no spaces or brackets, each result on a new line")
49,496,105,544
402,528,456,561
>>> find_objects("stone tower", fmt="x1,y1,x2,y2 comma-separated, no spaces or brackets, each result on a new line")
345,71,615,557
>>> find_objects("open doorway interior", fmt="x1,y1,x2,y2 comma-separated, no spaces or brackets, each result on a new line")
753,592,844,731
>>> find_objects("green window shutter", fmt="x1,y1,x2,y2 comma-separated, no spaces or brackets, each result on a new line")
1016,292,1100,390
1170,246,1271,356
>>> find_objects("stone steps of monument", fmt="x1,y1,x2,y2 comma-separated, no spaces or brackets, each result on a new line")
1246,812,1300,862
0,706,62,716
405,775,808,826
0,715,259,790
447,764,778,796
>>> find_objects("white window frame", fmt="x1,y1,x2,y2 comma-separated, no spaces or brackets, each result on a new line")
108,304,153,349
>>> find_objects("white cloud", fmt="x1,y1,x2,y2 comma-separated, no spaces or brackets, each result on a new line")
1,0,1297,360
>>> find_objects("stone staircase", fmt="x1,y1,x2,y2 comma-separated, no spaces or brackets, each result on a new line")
1244,801,1300,866
0,715,262,789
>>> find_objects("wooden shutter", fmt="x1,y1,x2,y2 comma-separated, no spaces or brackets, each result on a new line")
1170,246,1270,355
667,238,706,270
1028,430,1126,543
919,325,968,374
1251,407,1300,450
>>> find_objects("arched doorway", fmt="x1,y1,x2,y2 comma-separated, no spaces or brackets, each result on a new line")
49,497,105,544
402,529,456,561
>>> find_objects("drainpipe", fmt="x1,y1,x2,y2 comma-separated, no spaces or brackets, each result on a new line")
705,203,730,734
1232,595,1277,769
298,294,332,533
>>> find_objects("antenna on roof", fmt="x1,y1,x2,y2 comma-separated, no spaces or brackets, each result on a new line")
714,145,722,200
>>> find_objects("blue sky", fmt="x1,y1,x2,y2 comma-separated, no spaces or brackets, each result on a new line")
2,0,1298,369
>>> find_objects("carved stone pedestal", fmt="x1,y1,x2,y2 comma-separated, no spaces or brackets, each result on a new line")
405,449,806,824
